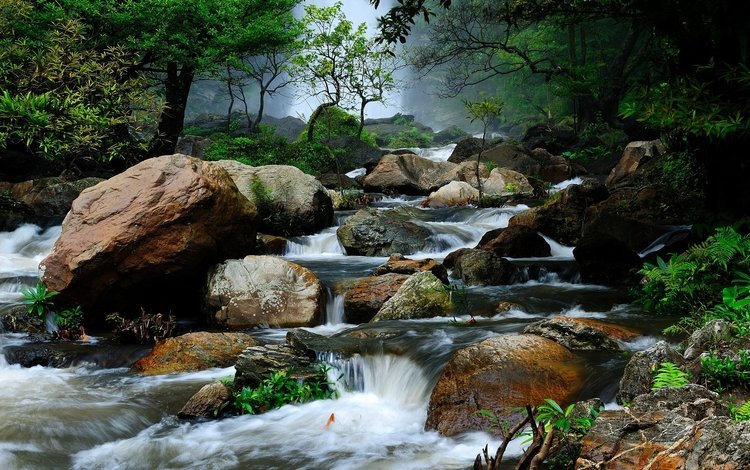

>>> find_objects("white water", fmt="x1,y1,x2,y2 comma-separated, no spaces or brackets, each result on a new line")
551,177,583,192
403,144,456,162
285,227,347,257
541,234,575,258
325,292,346,325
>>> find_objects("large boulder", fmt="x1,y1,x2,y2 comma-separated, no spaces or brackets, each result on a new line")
0,194,35,231
573,233,643,285
422,181,478,208
523,315,641,351
212,161,333,236
371,254,449,283
521,123,578,154
577,385,750,470
617,340,684,404
205,256,324,329
132,332,257,375
0,176,104,226
451,249,519,285
425,334,586,436
371,271,452,322
344,273,410,324
476,144,541,175
477,225,551,258
362,153,458,194
684,320,734,361
178,382,232,419
433,125,469,144
40,154,257,315
482,168,534,197
581,209,673,254
336,207,430,256
234,343,319,391
508,180,609,246
606,139,664,187
447,137,485,163
531,148,577,184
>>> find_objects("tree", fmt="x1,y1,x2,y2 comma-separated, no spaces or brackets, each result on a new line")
464,96,503,205
293,1,401,142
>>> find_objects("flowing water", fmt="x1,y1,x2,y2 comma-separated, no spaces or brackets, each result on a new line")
0,171,670,469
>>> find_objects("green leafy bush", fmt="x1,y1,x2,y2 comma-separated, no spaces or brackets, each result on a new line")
730,401,750,421
20,281,58,317
234,366,338,415
535,398,598,437
55,306,84,330
652,362,690,389
386,126,434,148
561,145,609,162
700,350,750,392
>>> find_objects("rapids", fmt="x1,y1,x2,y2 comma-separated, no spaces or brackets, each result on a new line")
0,173,668,469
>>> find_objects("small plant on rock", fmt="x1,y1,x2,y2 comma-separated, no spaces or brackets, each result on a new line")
20,281,58,317
106,309,177,344
652,362,691,389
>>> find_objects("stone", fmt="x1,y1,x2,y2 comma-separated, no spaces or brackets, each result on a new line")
371,254,449,283
573,233,643,285
577,385,750,470
317,173,358,189
40,154,257,316
212,161,333,236
447,137,485,163
482,168,534,197
205,256,324,329
178,382,232,419
362,153,458,194
255,233,288,255
371,271,452,322
477,226,551,258
532,148,576,184
684,320,734,361
174,135,210,159
433,125,469,144
523,315,641,351
422,181,479,208
336,207,430,256
425,334,586,436
606,139,664,187
132,332,257,375
234,343,318,391
617,340,684,404
343,273,410,323
521,123,578,154
451,249,519,285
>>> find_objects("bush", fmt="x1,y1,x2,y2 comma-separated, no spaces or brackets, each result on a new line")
234,365,337,415
700,350,750,393
386,126,434,148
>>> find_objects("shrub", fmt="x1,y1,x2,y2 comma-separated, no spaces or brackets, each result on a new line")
386,126,434,148
700,350,750,393
20,281,58,317
652,362,690,389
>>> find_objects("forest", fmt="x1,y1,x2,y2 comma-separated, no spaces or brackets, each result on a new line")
2,1,750,469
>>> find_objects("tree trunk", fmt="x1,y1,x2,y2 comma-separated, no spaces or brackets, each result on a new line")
226,64,235,132
253,85,267,131
149,62,194,157
357,100,367,139
306,102,336,142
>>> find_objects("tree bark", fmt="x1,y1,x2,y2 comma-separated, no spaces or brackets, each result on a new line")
149,62,194,157
306,102,337,142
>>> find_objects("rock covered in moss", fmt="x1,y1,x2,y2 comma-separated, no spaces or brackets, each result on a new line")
371,271,452,322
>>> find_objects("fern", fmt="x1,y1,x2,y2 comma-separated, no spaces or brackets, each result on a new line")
730,401,750,421
652,362,690,389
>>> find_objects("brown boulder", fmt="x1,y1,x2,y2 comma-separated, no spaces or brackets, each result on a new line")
371,254,449,283
362,153,458,194
0,176,103,225
452,249,519,285
606,139,664,187
523,315,641,351
344,273,410,323
425,334,586,436
447,137,485,163
482,168,534,197
178,382,232,419
477,225,551,258
532,148,576,183
422,181,479,208
133,332,257,375
478,144,541,175
40,154,257,315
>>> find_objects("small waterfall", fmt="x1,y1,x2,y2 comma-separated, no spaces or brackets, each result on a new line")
551,177,583,192
412,143,457,162
324,290,346,325
322,353,432,406
284,228,346,257
540,234,575,258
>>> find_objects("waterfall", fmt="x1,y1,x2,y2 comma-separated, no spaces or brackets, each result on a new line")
284,227,346,257
324,290,346,325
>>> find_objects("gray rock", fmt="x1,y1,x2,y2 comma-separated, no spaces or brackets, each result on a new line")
371,271,452,322
684,320,734,361
178,382,232,419
617,340,684,404
451,249,519,285
336,207,430,256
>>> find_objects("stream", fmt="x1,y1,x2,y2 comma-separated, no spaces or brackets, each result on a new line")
0,149,670,469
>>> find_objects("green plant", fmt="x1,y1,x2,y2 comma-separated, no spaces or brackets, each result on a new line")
652,362,691,389
700,350,750,392
20,281,58,317
234,365,338,415
535,398,598,437
504,182,518,194
484,161,497,172
561,145,609,162
55,306,84,330
106,310,177,344
386,126,434,148
729,401,750,421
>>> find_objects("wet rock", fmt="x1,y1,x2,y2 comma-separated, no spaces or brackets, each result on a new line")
40,154,257,316
508,179,608,246
532,148,577,184
178,382,232,419
521,123,578,154
371,271,452,322
371,254,449,284
606,139,664,187
336,208,430,256
451,249,519,285
255,233,288,255
422,181,478,208
577,385,750,470
205,256,324,329
3,343,72,368
425,334,586,436
317,173,358,189
234,343,319,391
684,320,734,361
581,209,672,253
617,340,684,404
363,153,459,194
432,161,487,190
573,233,642,285
212,161,333,236
433,125,469,144
344,273,410,323
477,226,551,258
523,315,641,351
447,137,485,163
286,328,396,357
133,332,256,375
482,168,534,197
0,194,35,231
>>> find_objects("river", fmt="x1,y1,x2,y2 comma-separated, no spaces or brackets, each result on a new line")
0,157,668,469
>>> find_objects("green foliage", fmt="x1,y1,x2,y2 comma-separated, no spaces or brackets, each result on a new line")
234,366,338,415
648,149,705,200
535,398,598,437
652,362,690,390
729,401,750,422
561,145,609,162
638,227,750,322
700,351,750,393
0,17,152,163
386,126,434,148
702,277,750,337
20,281,58,317
55,306,84,330
484,161,497,172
